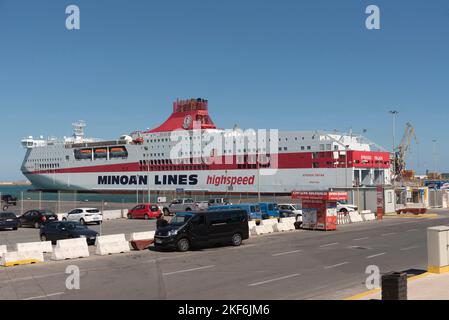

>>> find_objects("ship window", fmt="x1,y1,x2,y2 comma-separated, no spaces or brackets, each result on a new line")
307,146,311,150
301,146,305,151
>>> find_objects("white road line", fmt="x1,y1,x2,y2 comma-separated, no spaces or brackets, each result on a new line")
353,237,369,241
400,246,422,251
381,232,397,237
324,262,349,269
249,274,301,287
22,292,64,300
162,265,216,276
319,242,339,248
272,250,303,257
366,252,386,259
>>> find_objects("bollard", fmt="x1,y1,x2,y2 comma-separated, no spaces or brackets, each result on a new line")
381,272,407,300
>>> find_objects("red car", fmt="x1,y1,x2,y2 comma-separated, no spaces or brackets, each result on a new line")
127,204,162,220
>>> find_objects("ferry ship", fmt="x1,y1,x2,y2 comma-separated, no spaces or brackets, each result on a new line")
21,99,392,195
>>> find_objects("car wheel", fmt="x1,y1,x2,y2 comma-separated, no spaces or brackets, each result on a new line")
40,234,47,242
339,208,348,214
144,214,149,220
127,214,132,219
177,238,190,252
96,221,101,225
163,208,170,216
2,205,8,211
185,208,192,212
231,233,242,247
80,218,86,225
34,222,40,229
13,227,18,231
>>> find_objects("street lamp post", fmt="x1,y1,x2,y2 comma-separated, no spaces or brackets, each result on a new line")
432,139,437,174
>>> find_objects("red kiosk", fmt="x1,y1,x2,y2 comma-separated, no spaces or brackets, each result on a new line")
292,191,348,231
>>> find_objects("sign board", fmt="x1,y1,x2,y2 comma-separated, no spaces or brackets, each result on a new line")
292,191,348,201
157,197,167,203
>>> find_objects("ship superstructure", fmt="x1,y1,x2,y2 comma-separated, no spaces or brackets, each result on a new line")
21,99,391,194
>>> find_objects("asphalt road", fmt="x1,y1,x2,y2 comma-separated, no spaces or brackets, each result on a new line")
1,210,449,300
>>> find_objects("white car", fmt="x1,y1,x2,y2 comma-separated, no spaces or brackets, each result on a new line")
63,208,103,225
336,202,358,213
278,203,303,222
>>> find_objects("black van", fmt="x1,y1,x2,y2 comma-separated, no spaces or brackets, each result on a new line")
154,209,249,252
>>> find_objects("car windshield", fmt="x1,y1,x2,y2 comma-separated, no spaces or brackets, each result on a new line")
170,213,194,225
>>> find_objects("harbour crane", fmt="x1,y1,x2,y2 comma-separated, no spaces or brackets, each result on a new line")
394,122,419,181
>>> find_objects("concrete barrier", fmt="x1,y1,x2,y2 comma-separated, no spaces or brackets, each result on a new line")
260,219,278,233
250,225,272,236
95,234,130,256
0,245,7,257
16,241,53,254
51,238,90,261
362,210,376,221
349,211,363,223
279,217,296,231
129,231,155,241
1,251,44,267
102,210,124,220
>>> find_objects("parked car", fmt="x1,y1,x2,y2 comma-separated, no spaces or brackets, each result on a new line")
259,202,280,219
39,221,98,245
1,194,17,211
278,203,303,221
163,198,198,216
209,203,263,221
196,201,210,211
62,208,103,225
19,209,58,229
154,209,249,252
0,212,19,230
127,204,162,220
336,202,358,213
208,198,231,207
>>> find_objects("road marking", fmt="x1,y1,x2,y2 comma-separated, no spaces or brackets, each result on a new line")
22,292,64,300
272,250,303,257
381,232,397,237
324,262,349,269
366,252,386,259
162,265,216,276
400,246,422,251
319,242,339,248
249,274,301,287
353,237,369,241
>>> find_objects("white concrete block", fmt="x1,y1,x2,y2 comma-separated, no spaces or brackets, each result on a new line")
16,241,53,253
95,234,130,256
129,231,155,241
51,238,90,261
1,251,44,267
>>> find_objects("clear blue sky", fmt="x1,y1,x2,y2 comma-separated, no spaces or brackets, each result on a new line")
0,0,448,180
